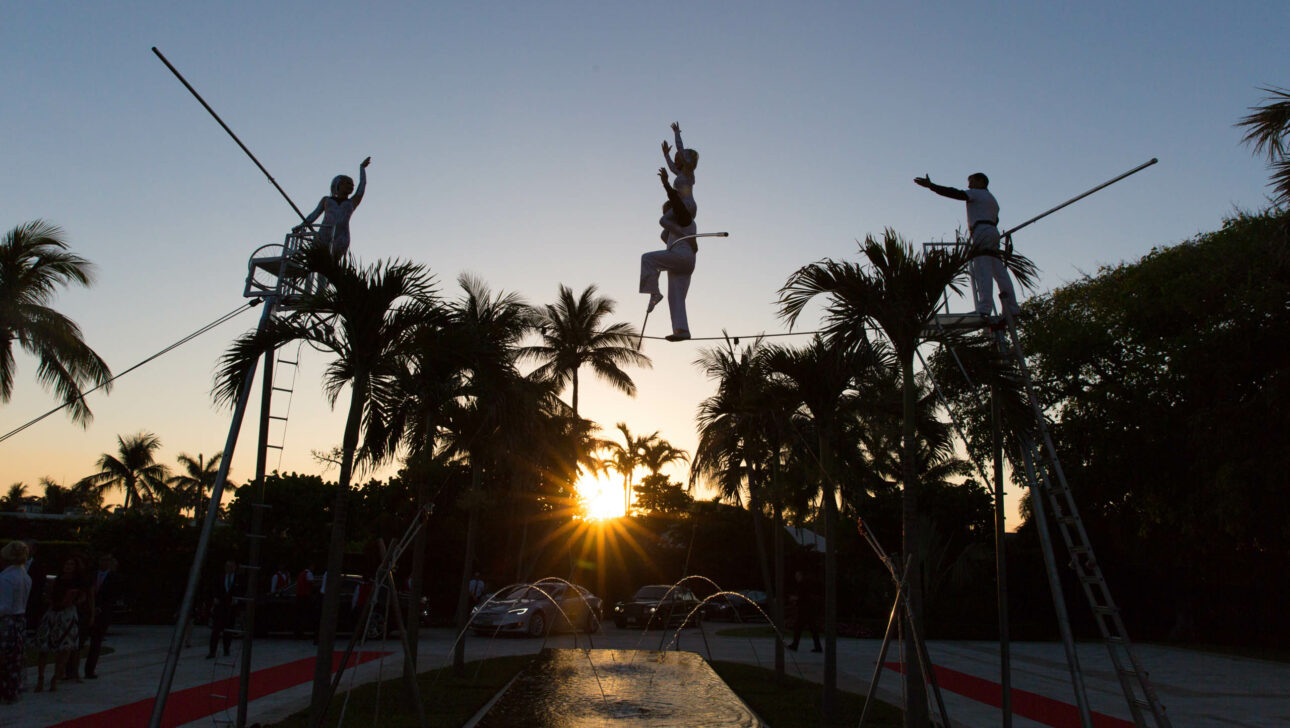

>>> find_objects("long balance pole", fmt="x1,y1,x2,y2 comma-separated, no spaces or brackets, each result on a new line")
1003,158,1158,239
148,299,275,728
151,47,308,224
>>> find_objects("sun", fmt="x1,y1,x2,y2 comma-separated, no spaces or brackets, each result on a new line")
575,473,627,520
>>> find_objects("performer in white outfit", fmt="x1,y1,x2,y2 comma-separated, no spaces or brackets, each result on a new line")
661,122,698,221
297,157,370,258
641,169,698,341
914,172,1020,317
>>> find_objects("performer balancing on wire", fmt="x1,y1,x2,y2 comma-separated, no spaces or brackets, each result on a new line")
914,171,1020,318
296,156,370,258
641,123,700,342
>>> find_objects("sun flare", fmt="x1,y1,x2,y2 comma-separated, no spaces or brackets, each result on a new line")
575,473,627,520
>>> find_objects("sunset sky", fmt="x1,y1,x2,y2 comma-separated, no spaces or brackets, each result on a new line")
4,2,1286,528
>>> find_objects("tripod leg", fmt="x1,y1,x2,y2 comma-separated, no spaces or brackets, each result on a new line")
859,582,904,728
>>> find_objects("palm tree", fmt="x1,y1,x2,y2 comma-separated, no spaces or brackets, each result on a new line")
523,284,649,418
1238,86,1290,205
168,452,224,521
435,275,538,673
1,483,27,511
780,230,1036,726
0,221,112,425
215,244,435,722
77,432,170,510
763,337,883,718
693,338,791,675
602,423,655,516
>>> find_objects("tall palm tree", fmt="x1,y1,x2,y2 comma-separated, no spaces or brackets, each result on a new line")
0,221,111,425
1238,86,1290,205
780,230,1036,726
523,283,649,418
763,337,882,719
363,299,457,680
602,423,654,517
693,338,791,676
77,432,170,511
215,244,435,722
435,275,538,673
168,452,224,521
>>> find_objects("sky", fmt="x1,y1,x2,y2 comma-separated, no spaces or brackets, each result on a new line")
3,1,1287,530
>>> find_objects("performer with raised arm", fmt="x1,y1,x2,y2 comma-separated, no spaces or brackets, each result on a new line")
297,157,370,258
641,169,698,342
914,172,1020,318
661,122,698,223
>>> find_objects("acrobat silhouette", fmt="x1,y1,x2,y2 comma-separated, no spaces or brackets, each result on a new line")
640,123,699,342
914,171,1019,317
298,157,370,258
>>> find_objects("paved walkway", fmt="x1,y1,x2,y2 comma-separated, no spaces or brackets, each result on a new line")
2,624,1286,727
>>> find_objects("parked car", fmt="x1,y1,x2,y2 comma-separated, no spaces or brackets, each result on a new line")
612,584,702,629
703,589,770,622
471,582,602,637
253,574,417,639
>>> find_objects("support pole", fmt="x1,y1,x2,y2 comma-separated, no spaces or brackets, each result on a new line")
991,384,1013,728
149,299,275,728
236,345,275,727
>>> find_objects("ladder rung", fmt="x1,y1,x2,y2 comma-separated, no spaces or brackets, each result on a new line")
278,359,299,366
266,444,284,450
272,386,294,393
269,415,289,421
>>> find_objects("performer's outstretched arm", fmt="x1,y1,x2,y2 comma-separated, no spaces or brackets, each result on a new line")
914,175,968,201
351,157,370,208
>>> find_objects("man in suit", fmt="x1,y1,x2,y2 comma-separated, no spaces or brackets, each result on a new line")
83,555,121,678
208,560,243,659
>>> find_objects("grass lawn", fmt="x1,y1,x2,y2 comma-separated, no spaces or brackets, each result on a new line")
269,653,902,727
711,660,902,728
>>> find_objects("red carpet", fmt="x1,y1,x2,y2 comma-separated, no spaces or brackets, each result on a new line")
52,651,389,728
885,662,1134,728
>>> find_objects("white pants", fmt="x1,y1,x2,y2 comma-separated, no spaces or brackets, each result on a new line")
640,245,695,334
970,226,1019,316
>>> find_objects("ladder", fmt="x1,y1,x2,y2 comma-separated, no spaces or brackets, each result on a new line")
993,308,1172,727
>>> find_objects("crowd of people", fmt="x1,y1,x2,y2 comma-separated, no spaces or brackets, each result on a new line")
0,540,121,703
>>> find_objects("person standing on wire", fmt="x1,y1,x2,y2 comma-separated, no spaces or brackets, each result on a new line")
641,169,698,342
914,172,1020,317
297,157,370,258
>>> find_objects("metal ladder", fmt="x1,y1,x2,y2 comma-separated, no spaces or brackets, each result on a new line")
994,308,1173,728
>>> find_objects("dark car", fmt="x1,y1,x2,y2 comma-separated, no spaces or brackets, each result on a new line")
253,574,412,639
703,589,770,622
612,585,702,629
471,582,602,637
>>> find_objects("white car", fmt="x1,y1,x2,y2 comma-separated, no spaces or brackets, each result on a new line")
470,582,602,637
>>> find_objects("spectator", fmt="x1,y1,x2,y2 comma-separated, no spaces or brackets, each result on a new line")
34,557,85,691
787,569,822,653
83,555,121,679
0,541,32,704
207,560,242,659
294,563,316,640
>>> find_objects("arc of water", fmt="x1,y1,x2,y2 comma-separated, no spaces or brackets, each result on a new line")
441,577,610,708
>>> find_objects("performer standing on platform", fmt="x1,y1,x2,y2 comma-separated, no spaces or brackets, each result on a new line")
914,172,1020,317
297,157,370,258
